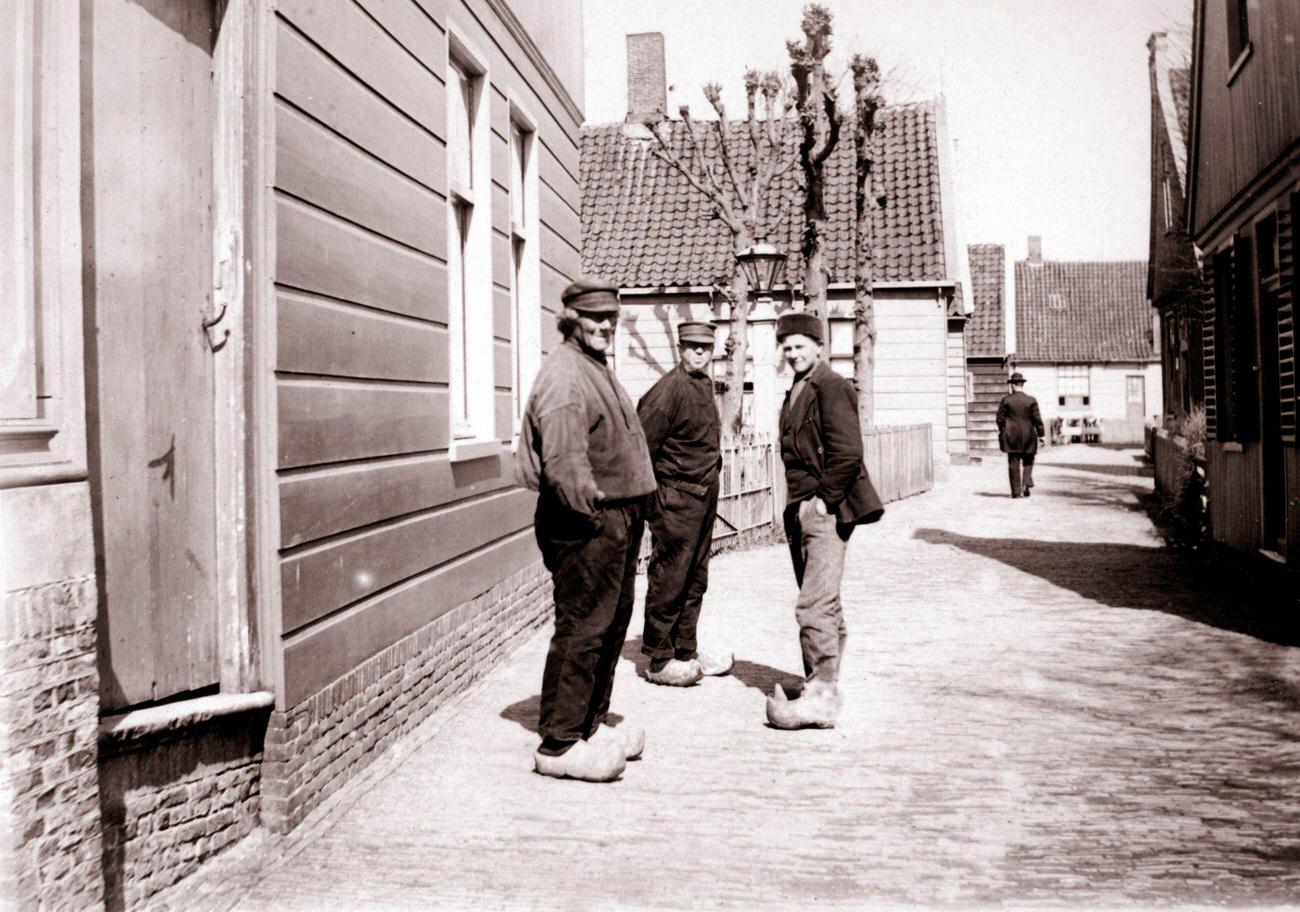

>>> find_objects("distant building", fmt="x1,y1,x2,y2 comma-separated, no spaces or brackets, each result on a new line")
965,244,1014,456
581,34,973,468
1011,238,1160,444
1147,31,1204,425
1186,0,1299,565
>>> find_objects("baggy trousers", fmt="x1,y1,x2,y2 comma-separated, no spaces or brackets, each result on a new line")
783,497,854,683
535,491,647,744
642,479,719,662
1007,452,1036,496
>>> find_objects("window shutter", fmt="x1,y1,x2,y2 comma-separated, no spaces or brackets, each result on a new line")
1211,247,1238,441
1282,196,1297,440
1231,233,1257,441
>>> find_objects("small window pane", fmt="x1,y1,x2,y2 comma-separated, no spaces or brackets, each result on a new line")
449,63,473,192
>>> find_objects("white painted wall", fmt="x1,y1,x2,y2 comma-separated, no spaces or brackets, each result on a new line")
1017,361,1163,426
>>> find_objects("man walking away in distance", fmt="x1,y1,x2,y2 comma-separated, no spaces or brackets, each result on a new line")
637,320,733,688
996,371,1045,499
766,312,883,731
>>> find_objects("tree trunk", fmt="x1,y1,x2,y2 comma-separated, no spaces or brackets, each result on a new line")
851,55,881,428
719,236,754,435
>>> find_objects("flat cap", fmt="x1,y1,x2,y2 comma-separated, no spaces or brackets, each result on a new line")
776,311,823,343
561,278,620,313
676,321,717,345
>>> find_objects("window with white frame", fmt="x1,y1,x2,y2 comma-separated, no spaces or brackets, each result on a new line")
509,109,541,424
446,46,492,446
1057,364,1090,408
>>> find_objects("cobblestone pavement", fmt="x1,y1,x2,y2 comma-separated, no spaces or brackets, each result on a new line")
221,446,1300,911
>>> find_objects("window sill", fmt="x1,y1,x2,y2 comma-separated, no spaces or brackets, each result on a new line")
99,691,274,751
1222,441,1244,453
449,437,502,463
1227,42,1253,86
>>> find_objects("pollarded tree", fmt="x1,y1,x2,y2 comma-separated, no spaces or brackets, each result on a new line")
850,53,883,427
646,70,798,433
788,4,842,344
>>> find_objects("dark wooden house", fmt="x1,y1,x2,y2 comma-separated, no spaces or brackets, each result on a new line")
0,1,582,906
965,244,1012,456
1186,0,1300,565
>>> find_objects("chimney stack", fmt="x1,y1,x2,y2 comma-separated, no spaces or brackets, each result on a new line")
1027,235,1043,265
626,32,667,124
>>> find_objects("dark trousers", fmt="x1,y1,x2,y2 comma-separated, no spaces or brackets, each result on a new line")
642,480,719,662
1007,452,1036,497
535,492,646,744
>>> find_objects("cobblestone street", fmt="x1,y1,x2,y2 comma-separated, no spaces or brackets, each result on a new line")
205,446,1300,910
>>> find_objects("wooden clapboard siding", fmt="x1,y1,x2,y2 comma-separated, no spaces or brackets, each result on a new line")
1288,446,1300,564
277,291,448,383
1190,0,1300,238
279,452,518,548
282,530,540,705
277,197,448,321
277,102,445,256
275,20,444,191
967,361,1006,453
280,488,534,633
269,0,581,705
278,380,449,468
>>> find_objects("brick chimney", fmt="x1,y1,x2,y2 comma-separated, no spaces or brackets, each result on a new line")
626,32,666,124
1027,235,1043,265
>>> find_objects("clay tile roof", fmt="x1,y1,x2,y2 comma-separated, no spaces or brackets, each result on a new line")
580,102,949,288
1015,260,1156,363
966,244,1005,358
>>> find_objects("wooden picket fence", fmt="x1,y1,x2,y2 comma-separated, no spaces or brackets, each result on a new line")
863,423,934,503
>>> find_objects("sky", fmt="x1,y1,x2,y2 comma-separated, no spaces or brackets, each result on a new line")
582,0,1194,263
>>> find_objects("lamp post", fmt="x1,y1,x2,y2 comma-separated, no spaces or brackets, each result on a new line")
734,243,787,524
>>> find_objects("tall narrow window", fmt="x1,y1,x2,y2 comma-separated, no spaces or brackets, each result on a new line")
509,114,540,424
1226,0,1249,66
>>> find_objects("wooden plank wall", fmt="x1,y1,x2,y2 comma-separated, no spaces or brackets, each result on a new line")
271,0,582,706
1206,440,1264,554
945,319,969,457
1191,0,1300,235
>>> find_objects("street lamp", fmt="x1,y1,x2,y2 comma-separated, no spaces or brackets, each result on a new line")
735,243,787,297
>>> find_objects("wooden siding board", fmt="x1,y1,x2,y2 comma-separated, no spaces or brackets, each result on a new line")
489,82,511,138
491,183,511,236
282,530,540,704
538,140,580,212
277,102,445,256
277,291,448,383
353,0,446,76
276,22,446,190
539,180,580,252
280,488,535,632
492,230,513,285
278,380,449,468
279,451,518,547
493,338,512,387
277,196,448,321
540,222,581,277
493,288,512,339
277,0,443,136
495,391,514,439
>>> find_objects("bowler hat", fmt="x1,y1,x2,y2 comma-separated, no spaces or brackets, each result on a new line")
776,311,823,343
1009,371,1026,385
561,278,620,314
676,321,716,345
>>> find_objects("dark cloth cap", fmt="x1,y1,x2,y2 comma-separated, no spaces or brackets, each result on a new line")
676,321,717,344
561,278,620,313
1009,371,1027,384
776,311,823,343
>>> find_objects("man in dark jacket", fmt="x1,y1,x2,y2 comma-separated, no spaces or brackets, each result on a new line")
766,312,883,730
637,321,733,687
516,279,656,781
996,371,1045,498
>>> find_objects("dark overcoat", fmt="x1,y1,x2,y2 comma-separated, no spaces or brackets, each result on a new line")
779,360,884,525
996,389,1045,454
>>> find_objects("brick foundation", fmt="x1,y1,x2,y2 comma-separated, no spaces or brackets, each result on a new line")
261,560,552,832
0,576,104,911
97,699,270,911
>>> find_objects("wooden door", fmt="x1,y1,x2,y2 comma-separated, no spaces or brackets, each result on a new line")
1125,375,1145,421
87,0,220,710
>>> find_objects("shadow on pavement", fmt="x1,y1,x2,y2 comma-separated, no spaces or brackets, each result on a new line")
499,693,626,735
912,528,1300,647
619,635,802,695
1037,462,1154,478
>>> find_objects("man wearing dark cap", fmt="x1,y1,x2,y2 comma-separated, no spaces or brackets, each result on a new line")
636,320,733,687
516,278,657,781
996,371,1045,498
766,311,883,730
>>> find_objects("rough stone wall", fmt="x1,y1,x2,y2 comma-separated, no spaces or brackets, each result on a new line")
0,575,103,911
98,712,268,911
262,560,552,833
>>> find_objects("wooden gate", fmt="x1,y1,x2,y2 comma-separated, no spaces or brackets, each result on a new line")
87,0,221,710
